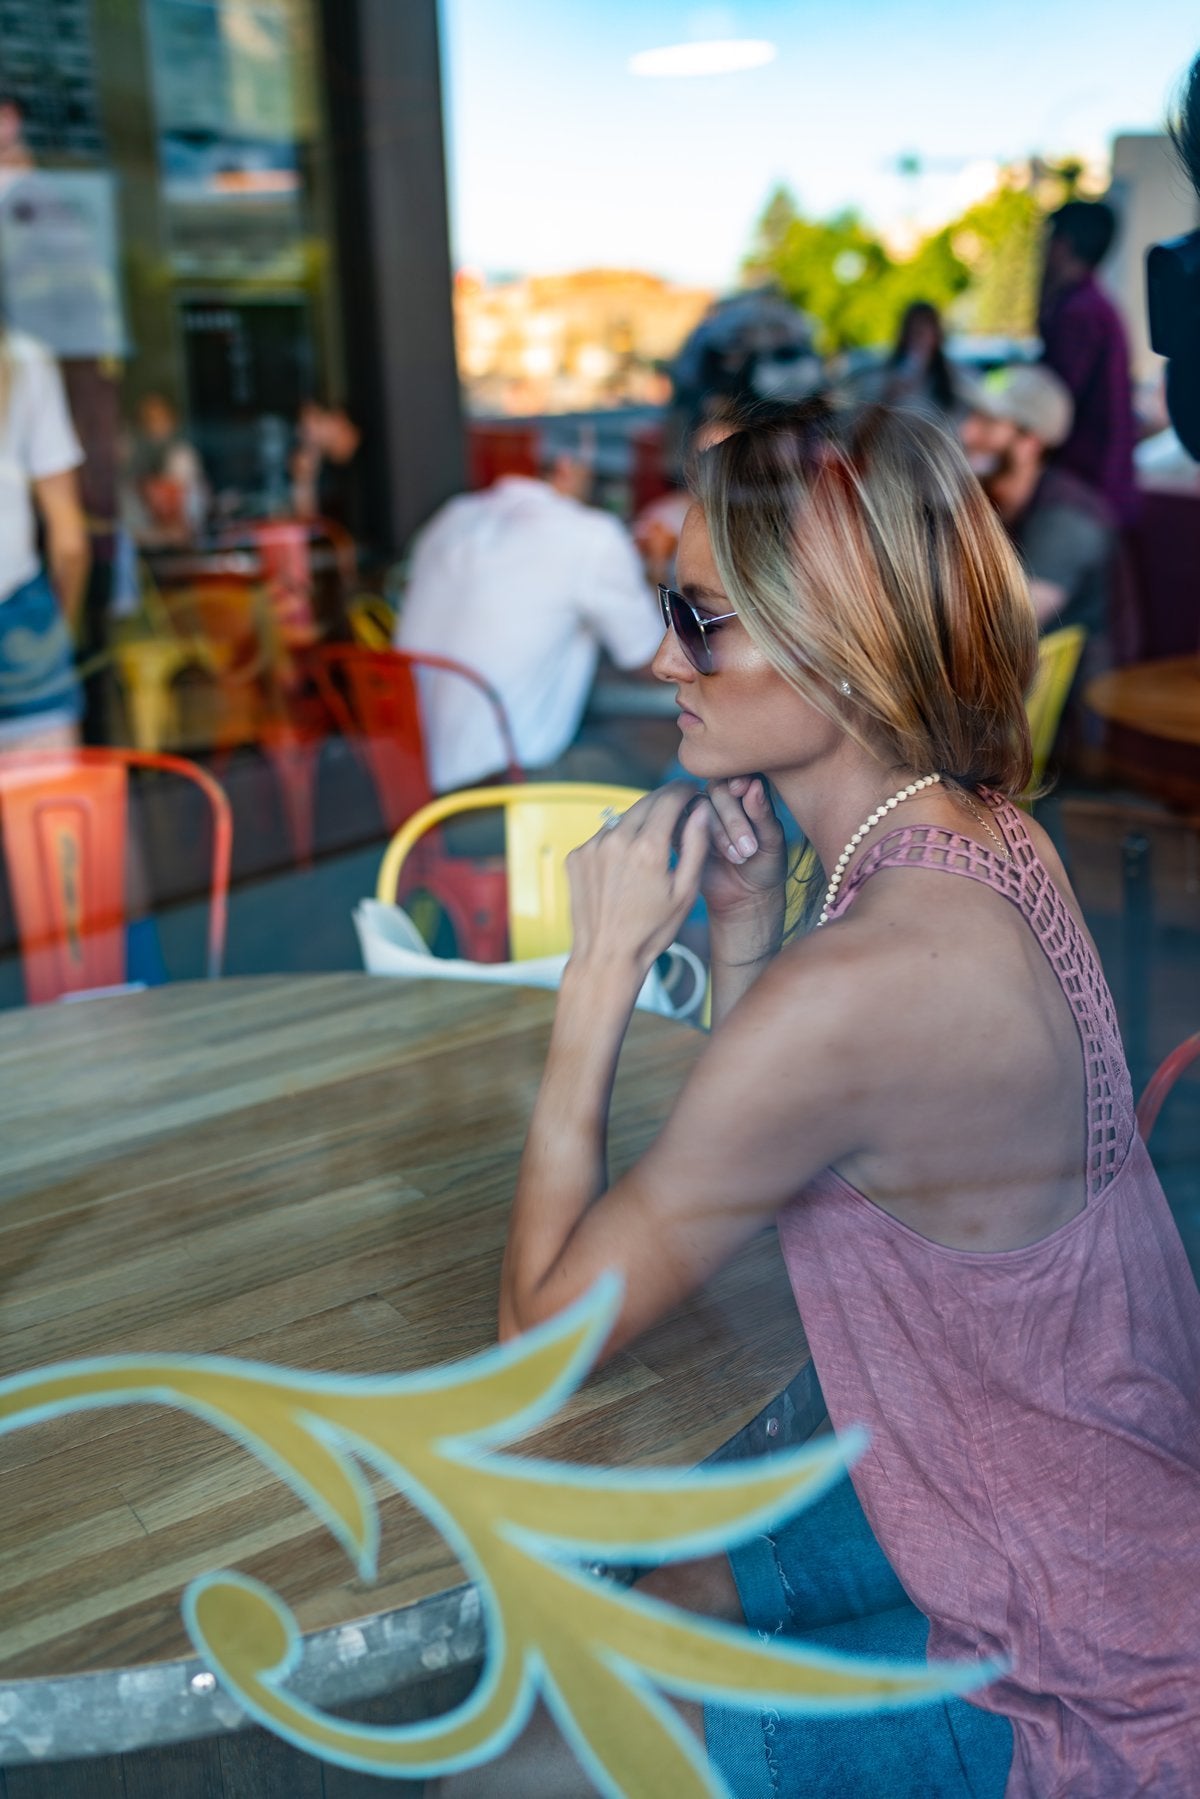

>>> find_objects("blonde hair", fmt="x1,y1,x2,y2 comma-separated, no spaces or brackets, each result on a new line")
691,399,1038,797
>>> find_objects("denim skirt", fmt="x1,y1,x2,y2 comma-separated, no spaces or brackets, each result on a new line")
704,1473,1013,1798
0,568,82,727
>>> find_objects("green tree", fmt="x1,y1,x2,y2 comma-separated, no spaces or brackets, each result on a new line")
743,194,968,353
947,177,1044,338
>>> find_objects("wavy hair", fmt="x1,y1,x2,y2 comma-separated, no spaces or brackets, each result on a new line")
690,398,1038,799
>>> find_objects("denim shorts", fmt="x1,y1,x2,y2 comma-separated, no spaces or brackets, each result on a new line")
704,1473,1013,1798
0,568,82,726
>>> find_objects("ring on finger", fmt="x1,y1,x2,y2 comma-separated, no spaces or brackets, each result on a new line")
599,807,623,832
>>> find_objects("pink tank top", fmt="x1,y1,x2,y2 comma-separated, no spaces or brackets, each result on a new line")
777,793,1200,1798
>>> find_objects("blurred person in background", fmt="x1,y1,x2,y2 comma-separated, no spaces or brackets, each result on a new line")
122,392,209,548
0,321,89,749
668,289,821,460
0,93,33,189
396,420,661,792
1038,200,1138,525
961,364,1114,648
290,398,361,525
877,300,962,419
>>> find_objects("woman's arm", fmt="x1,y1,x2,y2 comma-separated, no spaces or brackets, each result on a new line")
499,785,865,1358
697,775,787,1028
500,786,709,1338
501,926,869,1357
33,469,90,629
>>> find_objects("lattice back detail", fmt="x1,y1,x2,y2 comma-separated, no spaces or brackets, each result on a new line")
830,790,1134,1200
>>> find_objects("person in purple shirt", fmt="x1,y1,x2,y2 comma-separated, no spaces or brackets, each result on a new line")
1038,199,1139,525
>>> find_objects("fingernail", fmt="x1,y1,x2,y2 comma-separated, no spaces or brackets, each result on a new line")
738,835,756,857
726,844,745,863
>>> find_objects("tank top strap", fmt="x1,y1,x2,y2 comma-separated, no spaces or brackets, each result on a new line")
827,788,1135,1201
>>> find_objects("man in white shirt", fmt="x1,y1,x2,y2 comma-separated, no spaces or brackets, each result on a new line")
396,424,662,791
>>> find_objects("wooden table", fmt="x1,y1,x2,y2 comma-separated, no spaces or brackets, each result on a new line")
1085,656,1200,809
0,975,813,1782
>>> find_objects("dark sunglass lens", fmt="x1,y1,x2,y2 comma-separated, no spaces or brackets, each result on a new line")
666,590,707,672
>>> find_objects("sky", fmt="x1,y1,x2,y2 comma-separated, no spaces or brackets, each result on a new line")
439,0,1200,289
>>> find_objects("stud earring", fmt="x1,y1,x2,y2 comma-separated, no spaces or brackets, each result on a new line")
840,679,852,697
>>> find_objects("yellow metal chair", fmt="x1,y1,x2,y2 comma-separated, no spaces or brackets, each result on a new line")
1026,625,1086,792
347,594,397,651
376,782,646,962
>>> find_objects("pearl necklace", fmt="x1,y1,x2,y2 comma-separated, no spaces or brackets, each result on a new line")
816,774,942,927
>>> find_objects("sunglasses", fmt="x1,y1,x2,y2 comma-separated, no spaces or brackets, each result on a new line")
657,584,737,674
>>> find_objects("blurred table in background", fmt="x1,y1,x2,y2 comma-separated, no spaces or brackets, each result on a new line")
1085,656,1200,811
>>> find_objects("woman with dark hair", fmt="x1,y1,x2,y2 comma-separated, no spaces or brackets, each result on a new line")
879,299,960,417
437,400,1200,1798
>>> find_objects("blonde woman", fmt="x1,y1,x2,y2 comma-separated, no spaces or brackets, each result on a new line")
0,324,89,749
456,403,1200,1797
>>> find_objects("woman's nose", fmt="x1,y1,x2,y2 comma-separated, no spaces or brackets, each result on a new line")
652,624,694,685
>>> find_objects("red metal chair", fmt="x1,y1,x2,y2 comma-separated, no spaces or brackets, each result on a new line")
0,749,232,1005
466,423,539,491
1137,1033,1200,1142
308,645,524,959
630,420,672,516
307,645,522,834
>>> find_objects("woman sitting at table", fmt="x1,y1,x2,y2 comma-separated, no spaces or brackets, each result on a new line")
462,400,1200,1798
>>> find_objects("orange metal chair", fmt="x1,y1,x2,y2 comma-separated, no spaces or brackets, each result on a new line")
1137,1033,1200,1143
0,749,232,1005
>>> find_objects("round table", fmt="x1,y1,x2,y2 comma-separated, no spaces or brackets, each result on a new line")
0,975,814,1780
1084,656,1200,808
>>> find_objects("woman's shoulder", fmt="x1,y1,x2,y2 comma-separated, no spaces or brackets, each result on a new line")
733,906,939,1074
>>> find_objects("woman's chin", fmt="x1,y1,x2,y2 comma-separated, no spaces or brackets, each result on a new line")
676,738,741,782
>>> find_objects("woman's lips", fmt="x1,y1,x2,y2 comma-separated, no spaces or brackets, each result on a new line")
676,706,702,730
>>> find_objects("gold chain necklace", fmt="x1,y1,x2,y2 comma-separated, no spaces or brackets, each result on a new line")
955,786,1012,861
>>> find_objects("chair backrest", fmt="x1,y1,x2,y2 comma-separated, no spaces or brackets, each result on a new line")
347,595,396,651
466,423,539,491
164,577,272,672
1026,625,1086,790
0,749,232,1004
217,517,358,603
376,783,646,960
313,646,522,836
1137,1032,1200,1142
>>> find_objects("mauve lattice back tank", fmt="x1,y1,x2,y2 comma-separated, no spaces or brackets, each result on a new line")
777,793,1200,1797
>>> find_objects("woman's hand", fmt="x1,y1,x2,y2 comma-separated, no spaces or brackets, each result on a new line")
697,775,787,919
565,784,710,984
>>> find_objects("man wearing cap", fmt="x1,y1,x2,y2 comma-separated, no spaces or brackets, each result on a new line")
961,363,1115,647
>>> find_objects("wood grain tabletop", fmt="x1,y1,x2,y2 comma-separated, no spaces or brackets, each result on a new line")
0,975,809,1686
